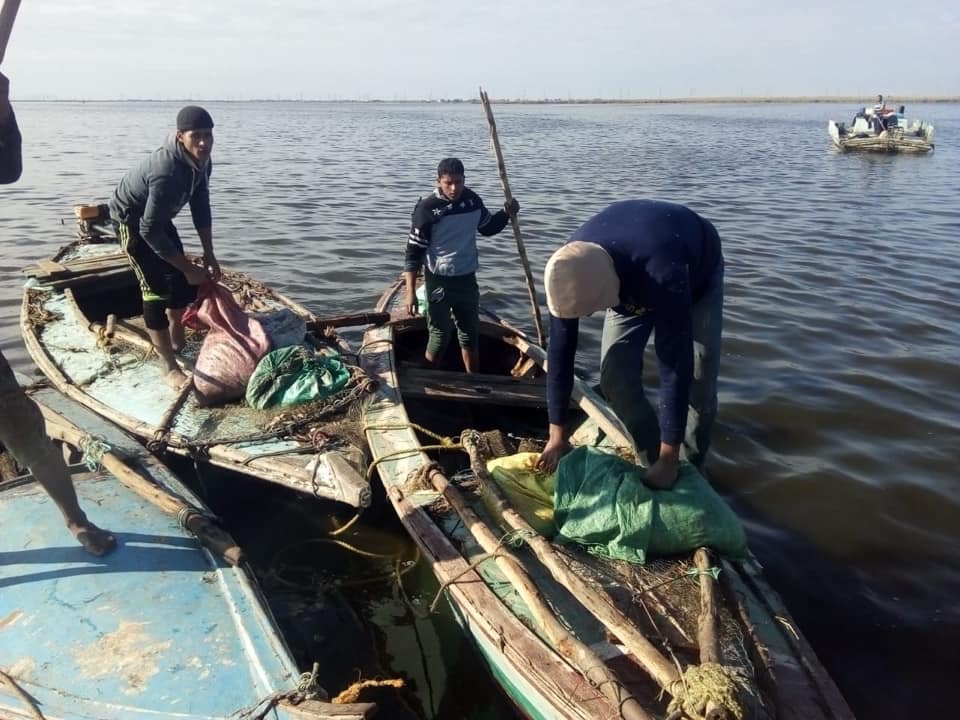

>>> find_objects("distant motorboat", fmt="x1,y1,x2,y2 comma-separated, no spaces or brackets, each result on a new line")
828,104,934,153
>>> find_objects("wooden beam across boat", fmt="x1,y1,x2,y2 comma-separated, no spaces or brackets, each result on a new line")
396,364,553,407
24,252,130,281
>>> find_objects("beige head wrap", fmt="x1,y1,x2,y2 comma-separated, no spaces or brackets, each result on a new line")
544,241,620,318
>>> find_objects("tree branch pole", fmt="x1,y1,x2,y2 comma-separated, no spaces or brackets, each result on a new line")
424,463,650,720
695,547,730,720
479,87,546,348
461,431,682,694
0,0,21,65
42,414,244,566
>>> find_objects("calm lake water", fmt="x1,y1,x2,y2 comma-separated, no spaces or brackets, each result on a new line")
2,100,958,719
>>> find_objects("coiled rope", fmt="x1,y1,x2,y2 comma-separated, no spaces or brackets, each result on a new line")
667,662,752,720
79,434,111,472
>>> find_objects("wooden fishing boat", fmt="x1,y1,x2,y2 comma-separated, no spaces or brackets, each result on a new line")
0,377,376,720
828,105,934,153
21,206,379,508
360,276,855,720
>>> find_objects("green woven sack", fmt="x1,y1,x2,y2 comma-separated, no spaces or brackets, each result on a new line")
554,446,748,564
246,345,351,410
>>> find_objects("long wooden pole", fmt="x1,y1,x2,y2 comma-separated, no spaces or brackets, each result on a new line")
479,87,546,348
42,415,244,566
695,547,731,720
0,0,21,65
424,464,650,720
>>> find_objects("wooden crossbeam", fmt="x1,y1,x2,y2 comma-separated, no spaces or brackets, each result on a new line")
24,253,129,280
397,364,553,407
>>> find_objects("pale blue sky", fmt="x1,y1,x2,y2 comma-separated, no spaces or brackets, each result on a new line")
4,0,958,100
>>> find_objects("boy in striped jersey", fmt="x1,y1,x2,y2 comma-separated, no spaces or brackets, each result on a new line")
403,158,519,373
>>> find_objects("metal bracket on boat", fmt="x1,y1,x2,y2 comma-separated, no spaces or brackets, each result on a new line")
147,430,169,455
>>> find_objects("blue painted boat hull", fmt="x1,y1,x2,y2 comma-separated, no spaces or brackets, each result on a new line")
0,383,375,719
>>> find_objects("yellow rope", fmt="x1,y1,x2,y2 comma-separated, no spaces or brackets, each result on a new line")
328,511,362,537
363,421,456,444
426,529,534,613
332,678,405,704
667,662,747,720
362,421,464,483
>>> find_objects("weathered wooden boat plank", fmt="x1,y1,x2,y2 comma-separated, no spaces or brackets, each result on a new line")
397,364,550,407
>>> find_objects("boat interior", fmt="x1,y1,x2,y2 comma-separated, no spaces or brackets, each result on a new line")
388,317,589,465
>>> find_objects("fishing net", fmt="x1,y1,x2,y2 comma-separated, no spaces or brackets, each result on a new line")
441,429,767,719
25,288,63,327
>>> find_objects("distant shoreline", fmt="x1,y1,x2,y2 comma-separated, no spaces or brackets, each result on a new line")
16,95,960,104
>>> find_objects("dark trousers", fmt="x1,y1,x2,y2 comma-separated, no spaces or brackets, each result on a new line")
117,221,196,330
599,262,724,467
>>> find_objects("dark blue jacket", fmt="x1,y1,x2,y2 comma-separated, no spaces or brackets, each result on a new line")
0,109,22,184
109,135,212,258
546,200,722,444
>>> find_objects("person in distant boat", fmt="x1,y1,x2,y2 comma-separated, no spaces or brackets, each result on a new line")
403,157,519,373
536,200,724,490
109,105,221,388
0,72,116,556
871,94,893,133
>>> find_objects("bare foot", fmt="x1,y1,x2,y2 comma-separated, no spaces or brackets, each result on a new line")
68,521,118,556
163,368,188,389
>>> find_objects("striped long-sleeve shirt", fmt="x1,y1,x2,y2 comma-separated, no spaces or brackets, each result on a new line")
404,188,509,276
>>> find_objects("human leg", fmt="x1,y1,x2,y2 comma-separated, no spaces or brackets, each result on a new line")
168,271,198,354
449,273,480,373
0,352,116,555
684,263,724,467
599,309,659,464
143,301,185,388
120,222,186,387
423,273,453,365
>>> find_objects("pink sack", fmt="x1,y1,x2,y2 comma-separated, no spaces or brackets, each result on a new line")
182,282,271,406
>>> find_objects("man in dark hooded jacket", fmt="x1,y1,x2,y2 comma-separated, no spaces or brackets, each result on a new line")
110,105,221,387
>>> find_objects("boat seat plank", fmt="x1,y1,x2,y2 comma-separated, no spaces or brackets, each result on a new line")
24,253,130,281
397,364,558,407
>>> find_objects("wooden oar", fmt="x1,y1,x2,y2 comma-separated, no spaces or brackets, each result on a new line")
0,0,20,65
479,87,546,348
422,462,650,720
42,414,244,566
461,431,682,694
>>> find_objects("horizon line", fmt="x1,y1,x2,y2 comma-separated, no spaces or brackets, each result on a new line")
13,95,960,104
